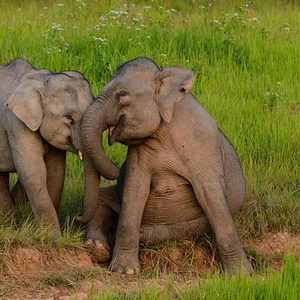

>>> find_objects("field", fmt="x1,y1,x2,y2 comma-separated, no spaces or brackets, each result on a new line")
0,0,299,299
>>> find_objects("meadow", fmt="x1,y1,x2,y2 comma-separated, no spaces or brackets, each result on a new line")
0,0,299,298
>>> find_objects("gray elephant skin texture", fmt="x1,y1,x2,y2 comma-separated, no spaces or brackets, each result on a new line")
0,59,117,237
82,57,253,275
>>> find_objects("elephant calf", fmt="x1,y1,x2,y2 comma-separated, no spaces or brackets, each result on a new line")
0,59,118,237
81,57,253,275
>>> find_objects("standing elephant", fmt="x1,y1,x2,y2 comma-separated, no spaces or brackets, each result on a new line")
81,57,253,275
0,59,118,237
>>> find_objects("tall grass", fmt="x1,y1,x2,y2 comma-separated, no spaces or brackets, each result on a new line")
0,0,299,266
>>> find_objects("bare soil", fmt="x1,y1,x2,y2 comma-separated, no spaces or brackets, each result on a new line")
1,231,299,300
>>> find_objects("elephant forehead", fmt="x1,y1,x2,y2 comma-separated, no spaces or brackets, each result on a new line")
74,87,94,109
45,98,78,116
114,57,158,76
113,73,155,90
48,87,92,109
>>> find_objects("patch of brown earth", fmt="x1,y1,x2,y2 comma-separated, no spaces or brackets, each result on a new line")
5,248,93,277
1,232,299,299
1,248,95,299
253,231,300,258
139,240,216,274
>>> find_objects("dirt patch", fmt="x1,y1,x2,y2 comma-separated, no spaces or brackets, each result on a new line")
139,240,216,274
246,231,300,271
252,231,300,262
1,232,299,299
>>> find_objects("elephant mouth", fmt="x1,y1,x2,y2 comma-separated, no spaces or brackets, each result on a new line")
107,116,124,146
107,124,145,146
107,124,117,146
108,125,115,137
107,117,146,146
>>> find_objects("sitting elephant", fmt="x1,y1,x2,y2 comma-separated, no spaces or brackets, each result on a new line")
0,59,118,237
81,57,253,275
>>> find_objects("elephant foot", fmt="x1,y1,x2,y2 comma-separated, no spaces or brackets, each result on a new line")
86,239,111,263
224,255,254,276
110,253,140,275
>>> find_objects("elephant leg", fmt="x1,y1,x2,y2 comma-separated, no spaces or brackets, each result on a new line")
44,147,66,212
0,172,13,213
10,178,28,204
110,155,151,275
86,185,119,263
192,179,253,275
10,136,61,237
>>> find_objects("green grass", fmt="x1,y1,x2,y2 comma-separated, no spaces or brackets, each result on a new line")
0,0,299,296
1,0,298,239
88,254,300,299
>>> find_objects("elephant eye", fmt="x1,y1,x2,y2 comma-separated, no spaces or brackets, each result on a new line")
116,90,128,99
65,114,75,125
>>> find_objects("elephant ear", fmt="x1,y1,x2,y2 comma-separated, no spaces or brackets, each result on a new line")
156,66,194,123
6,76,46,131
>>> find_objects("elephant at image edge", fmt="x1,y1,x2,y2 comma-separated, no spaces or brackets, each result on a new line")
0,59,118,237
81,57,253,275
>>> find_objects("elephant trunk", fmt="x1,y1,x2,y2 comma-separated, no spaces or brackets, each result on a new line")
76,154,100,223
81,96,119,180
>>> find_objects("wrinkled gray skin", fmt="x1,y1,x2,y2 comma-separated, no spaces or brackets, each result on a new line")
0,59,118,237
82,57,253,275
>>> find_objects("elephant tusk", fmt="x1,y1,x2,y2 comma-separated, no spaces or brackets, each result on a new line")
109,126,116,136
78,151,83,160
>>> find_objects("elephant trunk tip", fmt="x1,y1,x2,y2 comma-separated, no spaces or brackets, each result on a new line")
103,166,119,180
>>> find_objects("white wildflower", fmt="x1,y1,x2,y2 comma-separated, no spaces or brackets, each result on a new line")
93,37,107,44
51,23,63,31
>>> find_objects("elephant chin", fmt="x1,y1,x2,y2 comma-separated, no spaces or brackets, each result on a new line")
108,123,147,146
109,135,146,146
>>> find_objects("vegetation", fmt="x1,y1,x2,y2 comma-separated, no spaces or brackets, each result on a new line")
90,255,300,299
0,0,299,298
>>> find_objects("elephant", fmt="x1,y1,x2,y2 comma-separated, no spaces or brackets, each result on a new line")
81,57,253,275
0,59,118,237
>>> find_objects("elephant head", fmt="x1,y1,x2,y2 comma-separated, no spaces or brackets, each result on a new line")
82,56,194,183
6,68,119,222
